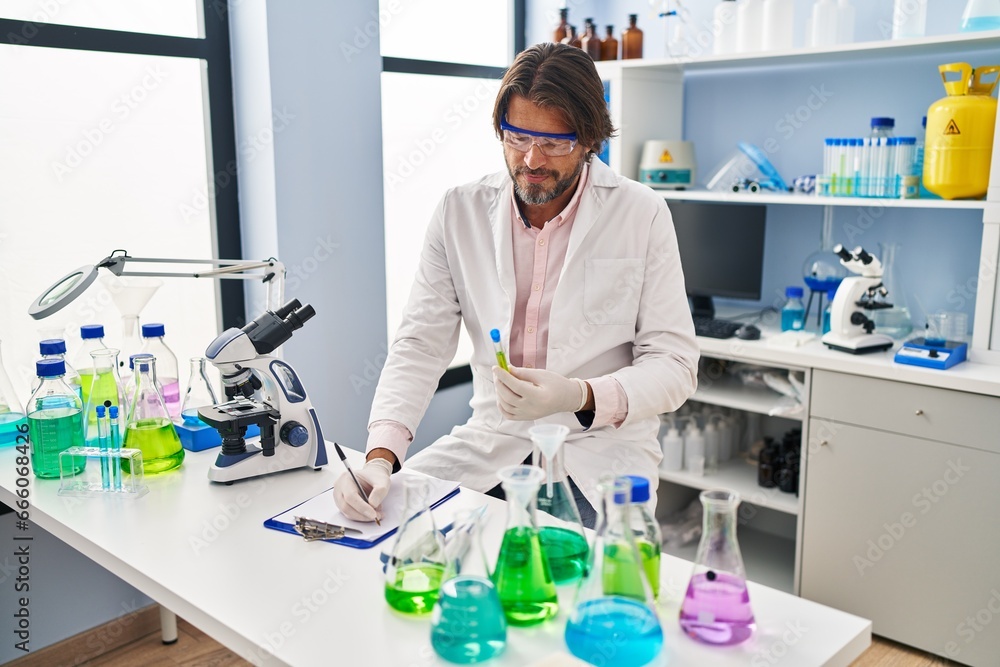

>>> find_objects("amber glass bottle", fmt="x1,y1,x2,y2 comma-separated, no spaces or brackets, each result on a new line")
601,25,619,60
581,20,602,60
622,13,643,59
570,25,582,48
553,8,568,44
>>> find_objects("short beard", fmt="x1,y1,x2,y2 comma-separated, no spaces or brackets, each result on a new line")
511,156,585,206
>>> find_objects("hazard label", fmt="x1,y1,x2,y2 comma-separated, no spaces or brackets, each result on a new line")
659,149,674,163
944,119,961,135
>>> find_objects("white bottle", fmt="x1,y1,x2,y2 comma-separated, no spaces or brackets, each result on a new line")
713,0,739,55
660,422,684,472
892,0,927,39
762,0,794,51
737,0,764,53
704,420,721,473
810,0,839,48
683,420,706,476
837,0,855,44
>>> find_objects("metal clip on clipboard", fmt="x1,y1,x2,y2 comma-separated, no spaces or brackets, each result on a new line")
293,516,362,542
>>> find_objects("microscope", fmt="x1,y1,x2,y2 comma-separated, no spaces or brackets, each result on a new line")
199,299,329,483
821,245,895,354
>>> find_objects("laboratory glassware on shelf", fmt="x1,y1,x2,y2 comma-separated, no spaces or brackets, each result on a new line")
123,356,184,474
802,213,847,329
0,339,27,447
621,14,642,59
761,0,794,51
564,475,663,667
140,323,181,419
430,509,507,663
529,423,589,585
82,348,129,449
601,25,618,60
73,324,108,413
892,0,927,39
961,0,1000,31
619,476,662,601
870,242,913,340
33,339,81,398
713,0,738,55
581,20,602,60
492,465,559,626
680,489,756,645
553,7,569,42
385,475,447,615
781,287,806,332
27,359,85,478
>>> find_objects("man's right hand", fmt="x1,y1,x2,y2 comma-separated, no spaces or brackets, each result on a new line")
333,458,393,522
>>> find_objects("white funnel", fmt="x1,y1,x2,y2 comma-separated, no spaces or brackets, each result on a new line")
529,424,569,497
100,274,162,317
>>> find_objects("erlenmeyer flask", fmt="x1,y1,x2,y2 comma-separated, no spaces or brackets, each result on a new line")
492,465,558,626
0,339,27,447
385,476,447,615
565,475,663,667
802,211,847,327
679,489,756,645
83,348,128,448
123,356,184,474
871,242,913,339
431,508,507,663
529,424,588,585
180,357,219,425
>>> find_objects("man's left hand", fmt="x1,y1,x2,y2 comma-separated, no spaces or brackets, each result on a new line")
493,365,586,421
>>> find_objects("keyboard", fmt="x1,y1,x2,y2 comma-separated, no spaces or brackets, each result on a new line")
692,317,743,339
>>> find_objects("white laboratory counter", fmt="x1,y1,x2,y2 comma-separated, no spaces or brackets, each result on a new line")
0,444,870,666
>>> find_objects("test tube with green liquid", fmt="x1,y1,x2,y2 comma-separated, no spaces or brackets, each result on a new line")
490,329,509,371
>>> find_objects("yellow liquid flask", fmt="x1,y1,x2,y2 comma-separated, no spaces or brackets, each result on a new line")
564,475,663,667
430,509,507,663
529,424,589,585
83,348,128,448
385,476,447,616
124,355,184,474
492,465,558,626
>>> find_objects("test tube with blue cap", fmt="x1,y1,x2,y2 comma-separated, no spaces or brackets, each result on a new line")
490,329,509,371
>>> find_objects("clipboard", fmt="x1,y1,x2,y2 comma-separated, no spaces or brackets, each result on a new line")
263,472,461,549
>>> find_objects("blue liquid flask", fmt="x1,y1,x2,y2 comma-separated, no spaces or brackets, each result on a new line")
822,288,837,334
430,509,506,663
781,286,806,331
0,339,27,447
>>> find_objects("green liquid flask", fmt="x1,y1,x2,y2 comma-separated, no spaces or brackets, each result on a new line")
530,424,589,585
83,348,128,448
564,475,663,667
430,508,507,663
26,359,85,479
619,475,662,601
74,324,108,414
492,465,558,626
124,356,184,474
0,339,27,447
385,476,447,616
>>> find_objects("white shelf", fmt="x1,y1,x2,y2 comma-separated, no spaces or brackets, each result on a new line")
659,457,800,516
596,30,1000,75
663,528,796,595
690,373,799,416
659,189,988,210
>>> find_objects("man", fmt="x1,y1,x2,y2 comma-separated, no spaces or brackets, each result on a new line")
334,42,698,527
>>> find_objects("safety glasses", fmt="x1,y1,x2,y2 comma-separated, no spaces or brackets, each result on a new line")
500,116,578,157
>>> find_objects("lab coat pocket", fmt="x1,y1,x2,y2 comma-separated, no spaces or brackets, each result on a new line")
584,258,644,326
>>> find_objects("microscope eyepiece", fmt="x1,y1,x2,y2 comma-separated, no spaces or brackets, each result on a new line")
856,248,873,265
274,299,302,320
833,245,852,262
285,304,316,331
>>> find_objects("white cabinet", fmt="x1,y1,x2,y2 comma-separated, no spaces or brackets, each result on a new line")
802,370,1000,667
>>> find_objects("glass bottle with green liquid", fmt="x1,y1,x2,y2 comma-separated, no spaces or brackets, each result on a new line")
0,339,28,447
33,339,81,400
529,423,589,585
430,508,507,663
83,348,128,448
73,324,108,413
26,359,85,478
124,356,184,474
492,465,559,626
617,475,662,601
564,475,663,667
385,476,447,615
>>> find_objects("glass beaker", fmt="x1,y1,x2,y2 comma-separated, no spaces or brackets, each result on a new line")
564,475,663,667
530,424,588,585
27,359,85,478
871,242,913,339
180,357,219,425
431,509,507,663
492,465,559,626
385,476,447,616
123,356,184,474
0,339,27,447
83,348,129,448
679,489,756,645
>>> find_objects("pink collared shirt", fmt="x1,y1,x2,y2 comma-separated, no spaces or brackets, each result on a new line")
368,162,629,461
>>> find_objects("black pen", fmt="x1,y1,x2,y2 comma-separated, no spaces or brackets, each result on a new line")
333,442,380,526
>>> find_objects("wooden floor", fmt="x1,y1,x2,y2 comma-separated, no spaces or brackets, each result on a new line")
34,618,960,667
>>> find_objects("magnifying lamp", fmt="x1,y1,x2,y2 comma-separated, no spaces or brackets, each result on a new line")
28,249,285,320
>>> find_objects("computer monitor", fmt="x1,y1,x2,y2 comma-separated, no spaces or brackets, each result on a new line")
667,200,767,319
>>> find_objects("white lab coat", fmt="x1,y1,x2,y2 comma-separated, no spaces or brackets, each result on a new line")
370,158,699,511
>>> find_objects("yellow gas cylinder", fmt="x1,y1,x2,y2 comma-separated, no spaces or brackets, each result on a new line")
923,62,999,200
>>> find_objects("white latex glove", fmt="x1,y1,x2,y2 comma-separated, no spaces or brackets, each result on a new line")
493,365,587,421
333,457,393,522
